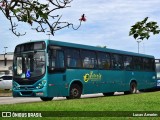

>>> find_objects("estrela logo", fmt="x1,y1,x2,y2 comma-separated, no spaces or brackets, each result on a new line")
83,74,90,82
83,71,102,82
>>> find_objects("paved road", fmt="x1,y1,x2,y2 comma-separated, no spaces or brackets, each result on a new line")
0,92,124,105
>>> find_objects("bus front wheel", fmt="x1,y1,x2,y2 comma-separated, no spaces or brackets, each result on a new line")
66,84,82,99
40,97,53,101
124,82,137,94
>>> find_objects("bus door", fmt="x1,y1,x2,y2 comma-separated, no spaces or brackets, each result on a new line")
48,46,67,97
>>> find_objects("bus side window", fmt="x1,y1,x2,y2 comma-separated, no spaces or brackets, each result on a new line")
134,57,143,70
111,54,123,70
49,50,56,68
48,46,64,69
81,50,97,69
83,57,89,68
124,56,133,70
143,58,155,71
65,48,81,68
56,50,64,68
68,57,76,67
97,52,110,69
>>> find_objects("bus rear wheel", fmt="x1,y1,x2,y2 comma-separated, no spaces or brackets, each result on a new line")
124,82,137,94
66,84,82,99
40,97,53,101
130,82,137,94
103,92,114,96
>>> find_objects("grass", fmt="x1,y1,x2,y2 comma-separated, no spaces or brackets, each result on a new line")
1,91,160,111
0,91,160,120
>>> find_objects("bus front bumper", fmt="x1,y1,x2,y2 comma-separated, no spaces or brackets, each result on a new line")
12,89,47,97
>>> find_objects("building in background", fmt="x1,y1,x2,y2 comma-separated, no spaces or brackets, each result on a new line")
0,52,13,76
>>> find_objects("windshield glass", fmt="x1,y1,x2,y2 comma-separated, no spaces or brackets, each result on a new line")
13,51,45,78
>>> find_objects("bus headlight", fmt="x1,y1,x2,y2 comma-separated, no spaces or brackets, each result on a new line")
36,80,46,89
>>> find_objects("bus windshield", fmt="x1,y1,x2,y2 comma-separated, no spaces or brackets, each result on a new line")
13,51,45,78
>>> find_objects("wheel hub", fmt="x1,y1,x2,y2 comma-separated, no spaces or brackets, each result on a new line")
71,88,79,97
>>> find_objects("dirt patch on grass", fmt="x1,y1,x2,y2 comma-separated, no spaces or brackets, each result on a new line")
0,90,12,97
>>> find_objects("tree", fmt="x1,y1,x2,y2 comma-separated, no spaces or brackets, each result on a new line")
129,17,160,40
0,0,86,36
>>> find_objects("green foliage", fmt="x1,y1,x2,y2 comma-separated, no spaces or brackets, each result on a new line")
129,17,160,40
0,0,76,36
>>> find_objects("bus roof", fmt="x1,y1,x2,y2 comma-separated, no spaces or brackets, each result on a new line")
17,39,155,59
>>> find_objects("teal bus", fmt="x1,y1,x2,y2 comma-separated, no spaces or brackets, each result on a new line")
12,40,156,101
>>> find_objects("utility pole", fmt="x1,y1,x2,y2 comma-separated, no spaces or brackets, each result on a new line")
136,40,141,53
4,47,8,54
47,33,51,40
4,47,8,66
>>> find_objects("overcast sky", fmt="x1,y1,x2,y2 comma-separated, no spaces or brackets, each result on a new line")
0,0,160,58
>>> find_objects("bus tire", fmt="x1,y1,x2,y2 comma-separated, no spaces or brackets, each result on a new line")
66,84,82,99
40,97,53,101
103,92,114,96
124,82,137,94
130,82,137,94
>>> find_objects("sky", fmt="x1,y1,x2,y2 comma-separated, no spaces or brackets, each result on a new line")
0,0,160,58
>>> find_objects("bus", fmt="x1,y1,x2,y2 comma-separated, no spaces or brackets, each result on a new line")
12,40,157,101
